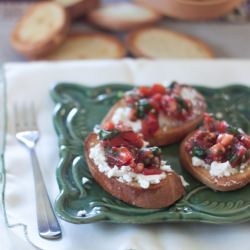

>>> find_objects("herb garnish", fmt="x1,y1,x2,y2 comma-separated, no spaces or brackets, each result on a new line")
192,146,207,158
99,129,119,140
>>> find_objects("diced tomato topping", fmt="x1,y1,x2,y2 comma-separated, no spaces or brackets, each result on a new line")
141,113,159,137
121,131,144,148
138,86,151,97
241,135,250,148
237,145,247,157
209,143,225,159
103,121,115,131
217,133,234,147
105,147,133,167
117,147,133,165
203,113,216,131
185,113,250,168
150,83,166,95
216,121,228,133
105,131,143,148
161,96,177,114
134,163,144,173
142,169,164,175
149,93,162,110
204,113,213,123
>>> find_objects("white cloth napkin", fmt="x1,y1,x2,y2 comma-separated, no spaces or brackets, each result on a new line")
2,59,250,250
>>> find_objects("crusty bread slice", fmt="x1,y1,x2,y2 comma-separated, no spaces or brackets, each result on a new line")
42,33,126,60
85,133,184,209
87,2,162,31
180,131,250,191
53,0,100,19
102,85,206,146
127,27,215,58
11,1,70,59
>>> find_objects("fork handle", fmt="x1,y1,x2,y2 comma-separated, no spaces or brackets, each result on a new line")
30,148,62,239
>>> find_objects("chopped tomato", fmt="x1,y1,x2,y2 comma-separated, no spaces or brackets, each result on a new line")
103,121,115,131
134,163,144,173
118,147,133,165
121,131,144,148
241,135,250,148
138,86,151,97
216,121,228,133
150,83,166,95
142,169,164,175
149,93,162,110
204,113,213,123
217,133,234,147
105,131,143,148
203,113,216,131
209,143,225,158
141,113,159,137
236,145,247,157
105,146,133,167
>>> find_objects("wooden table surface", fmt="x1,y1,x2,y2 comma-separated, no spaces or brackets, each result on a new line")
1,1,250,62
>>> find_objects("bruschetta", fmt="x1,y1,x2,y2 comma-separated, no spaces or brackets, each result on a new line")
180,113,250,191
102,82,206,146
84,123,184,208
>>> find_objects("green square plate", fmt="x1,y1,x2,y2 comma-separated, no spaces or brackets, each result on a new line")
51,83,250,224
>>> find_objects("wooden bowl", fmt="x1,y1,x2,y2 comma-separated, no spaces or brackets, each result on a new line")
135,0,243,20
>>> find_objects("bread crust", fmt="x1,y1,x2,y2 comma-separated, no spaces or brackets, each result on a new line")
84,133,184,208
62,0,100,19
102,95,205,146
180,131,250,191
126,26,215,59
11,1,70,59
42,32,126,60
87,3,162,31
134,0,243,21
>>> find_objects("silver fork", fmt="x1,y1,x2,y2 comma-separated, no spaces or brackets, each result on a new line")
14,103,62,240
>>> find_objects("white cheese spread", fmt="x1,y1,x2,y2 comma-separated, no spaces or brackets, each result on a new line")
191,156,245,178
111,107,142,132
89,143,167,189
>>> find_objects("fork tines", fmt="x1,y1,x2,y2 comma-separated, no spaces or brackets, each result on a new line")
14,102,38,131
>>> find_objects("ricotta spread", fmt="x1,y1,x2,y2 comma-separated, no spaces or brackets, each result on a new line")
111,107,142,132
89,143,168,189
191,156,246,178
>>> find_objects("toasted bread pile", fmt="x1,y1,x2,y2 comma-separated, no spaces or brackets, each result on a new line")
10,1,215,60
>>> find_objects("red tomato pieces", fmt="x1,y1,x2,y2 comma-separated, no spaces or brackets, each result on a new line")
103,121,115,131
126,83,194,137
105,146,134,167
217,133,234,146
186,113,250,167
150,83,167,95
141,113,159,137
100,124,164,175
241,135,250,148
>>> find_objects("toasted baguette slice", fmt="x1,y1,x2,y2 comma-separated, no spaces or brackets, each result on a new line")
102,85,206,146
127,27,215,58
102,99,204,146
87,2,162,31
43,33,126,60
85,133,184,209
11,1,70,59
180,131,250,191
54,0,100,19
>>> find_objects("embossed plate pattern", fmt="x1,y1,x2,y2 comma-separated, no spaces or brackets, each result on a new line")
51,83,250,224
